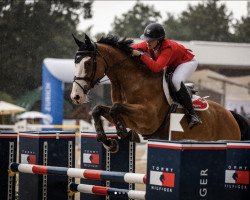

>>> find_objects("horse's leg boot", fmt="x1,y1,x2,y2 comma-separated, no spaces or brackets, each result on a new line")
176,82,202,129
110,103,128,138
127,130,141,143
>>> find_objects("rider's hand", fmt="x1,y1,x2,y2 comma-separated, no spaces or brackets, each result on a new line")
132,50,143,57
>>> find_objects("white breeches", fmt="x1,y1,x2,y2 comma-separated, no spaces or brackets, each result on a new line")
172,57,198,91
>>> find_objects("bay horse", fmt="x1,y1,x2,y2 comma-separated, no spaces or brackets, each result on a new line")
71,34,249,153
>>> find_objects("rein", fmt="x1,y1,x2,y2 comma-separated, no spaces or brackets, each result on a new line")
74,43,130,94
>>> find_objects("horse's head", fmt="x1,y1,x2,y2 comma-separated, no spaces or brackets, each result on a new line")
71,34,107,104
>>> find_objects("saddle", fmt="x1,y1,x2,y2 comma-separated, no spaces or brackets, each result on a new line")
163,69,209,111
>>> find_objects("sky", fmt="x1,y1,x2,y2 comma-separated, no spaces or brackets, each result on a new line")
77,1,249,36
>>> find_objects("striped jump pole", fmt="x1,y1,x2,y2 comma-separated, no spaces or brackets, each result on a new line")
9,163,146,184
68,182,146,200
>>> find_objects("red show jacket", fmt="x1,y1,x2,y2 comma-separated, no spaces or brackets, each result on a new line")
131,39,194,72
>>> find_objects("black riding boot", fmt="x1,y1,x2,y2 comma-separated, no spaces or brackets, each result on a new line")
176,82,202,129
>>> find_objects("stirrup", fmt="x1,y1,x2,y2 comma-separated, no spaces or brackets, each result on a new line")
188,115,202,129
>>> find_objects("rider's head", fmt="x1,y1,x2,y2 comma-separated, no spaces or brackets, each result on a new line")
140,23,165,49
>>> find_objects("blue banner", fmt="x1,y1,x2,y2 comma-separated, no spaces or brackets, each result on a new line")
41,63,64,126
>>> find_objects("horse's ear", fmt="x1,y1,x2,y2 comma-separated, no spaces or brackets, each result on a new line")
84,34,92,48
72,34,84,47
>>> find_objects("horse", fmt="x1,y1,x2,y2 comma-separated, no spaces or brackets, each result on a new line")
71,34,249,153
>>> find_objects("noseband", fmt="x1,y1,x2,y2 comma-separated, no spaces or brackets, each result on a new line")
73,42,109,94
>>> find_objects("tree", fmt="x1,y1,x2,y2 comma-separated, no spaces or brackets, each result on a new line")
111,1,161,38
0,91,15,103
0,1,93,98
162,13,186,40
234,16,250,42
163,0,234,41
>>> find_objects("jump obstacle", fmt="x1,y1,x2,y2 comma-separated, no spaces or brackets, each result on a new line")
1,130,250,200
9,162,146,199
9,163,146,184
68,182,146,199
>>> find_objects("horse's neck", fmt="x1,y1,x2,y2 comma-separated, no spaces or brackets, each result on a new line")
103,48,141,83
99,44,164,102
106,57,150,89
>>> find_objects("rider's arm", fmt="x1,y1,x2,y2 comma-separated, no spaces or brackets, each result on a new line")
140,47,172,73
131,42,148,51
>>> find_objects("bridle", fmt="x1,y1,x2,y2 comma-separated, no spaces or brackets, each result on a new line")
73,42,130,94
73,42,109,94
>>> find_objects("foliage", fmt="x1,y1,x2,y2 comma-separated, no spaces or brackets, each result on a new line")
0,0,92,98
0,91,15,103
234,16,250,43
111,1,161,38
109,0,250,42
162,13,185,41
163,0,234,41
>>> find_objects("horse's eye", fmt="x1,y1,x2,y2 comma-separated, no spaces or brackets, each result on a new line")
85,62,90,67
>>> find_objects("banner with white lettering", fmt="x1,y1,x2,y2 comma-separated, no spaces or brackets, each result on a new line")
41,63,63,126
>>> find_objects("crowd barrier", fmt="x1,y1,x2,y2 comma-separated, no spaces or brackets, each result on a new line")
1,130,250,200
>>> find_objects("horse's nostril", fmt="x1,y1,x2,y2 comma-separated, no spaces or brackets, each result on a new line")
74,95,80,100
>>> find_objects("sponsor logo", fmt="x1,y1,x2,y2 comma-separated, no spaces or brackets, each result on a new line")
21,154,36,164
150,171,175,187
83,153,100,165
149,165,175,193
199,169,208,198
44,82,51,112
146,29,151,35
225,165,249,190
225,170,249,184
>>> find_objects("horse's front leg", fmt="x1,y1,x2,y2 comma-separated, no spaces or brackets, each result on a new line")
110,103,141,143
110,103,128,139
92,105,119,153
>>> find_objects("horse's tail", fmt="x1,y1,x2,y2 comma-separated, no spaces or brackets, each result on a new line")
230,111,250,140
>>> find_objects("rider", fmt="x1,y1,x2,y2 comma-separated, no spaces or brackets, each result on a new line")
131,22,201,128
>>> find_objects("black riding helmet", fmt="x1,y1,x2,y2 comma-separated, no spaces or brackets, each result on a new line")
140,23,165,42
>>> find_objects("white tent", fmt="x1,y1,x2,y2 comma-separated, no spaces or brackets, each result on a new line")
17,111,52,122
0,101,26,115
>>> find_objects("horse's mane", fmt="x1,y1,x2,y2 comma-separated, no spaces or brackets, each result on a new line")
97,35,133,55
97,35,161,77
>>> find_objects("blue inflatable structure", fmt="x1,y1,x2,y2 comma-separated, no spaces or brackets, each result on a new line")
41,58,75,125
41,58,109,126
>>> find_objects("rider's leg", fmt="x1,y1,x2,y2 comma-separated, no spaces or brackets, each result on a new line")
177,82,202,128
172,58,198,90
172,58,202,128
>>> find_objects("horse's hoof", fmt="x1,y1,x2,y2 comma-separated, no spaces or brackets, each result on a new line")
103,139,119,153
128,130,141,143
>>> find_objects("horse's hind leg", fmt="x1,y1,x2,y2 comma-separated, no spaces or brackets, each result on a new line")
92,105,119,153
